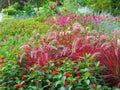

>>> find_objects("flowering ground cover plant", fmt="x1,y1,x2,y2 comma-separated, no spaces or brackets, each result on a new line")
0,55,111,90
39,57,107,90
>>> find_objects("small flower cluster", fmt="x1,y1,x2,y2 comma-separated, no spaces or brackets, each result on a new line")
40,59,105,90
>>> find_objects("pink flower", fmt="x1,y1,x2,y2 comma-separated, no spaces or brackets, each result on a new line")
114,17,119,21
12,46,15,49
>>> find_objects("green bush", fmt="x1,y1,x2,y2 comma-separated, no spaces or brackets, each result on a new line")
2,3,20,15
79,0,120,15
28,0,54,7
0,16,50,60
86,0,111,13
2,7,17,15
63,0,78,12
111,0,120,15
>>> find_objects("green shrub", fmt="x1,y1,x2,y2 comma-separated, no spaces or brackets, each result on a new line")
111,0,120,15
2,7,17,15
86,0,111,13
63,0,78,12
80,0,120,15
2,3,20,15
0,16,50,60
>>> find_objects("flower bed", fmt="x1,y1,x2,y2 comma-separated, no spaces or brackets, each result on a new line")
0,13,120,90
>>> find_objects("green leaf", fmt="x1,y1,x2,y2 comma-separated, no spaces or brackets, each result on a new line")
46,74,52,79
65,85,73,90
80,68,89,72
61,76,66,82
68,77,74,83
95,61,100,67
54,81,62,87
85,79,90,85
75,86,84,90
58,86,66,90
58,73,62,79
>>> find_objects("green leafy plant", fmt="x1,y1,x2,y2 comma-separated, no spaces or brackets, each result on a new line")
63,0,78,12
2,2,20,15
0,56,107,89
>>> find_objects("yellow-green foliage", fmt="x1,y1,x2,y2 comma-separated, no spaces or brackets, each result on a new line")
86,0,111,12
0,16,51,59
63,0,78,12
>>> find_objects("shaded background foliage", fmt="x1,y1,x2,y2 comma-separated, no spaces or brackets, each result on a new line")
78,0,120,15
1,0,120,15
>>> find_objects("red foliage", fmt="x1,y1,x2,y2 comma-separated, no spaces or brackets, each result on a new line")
21,24,108,67
20,16,120,87
94,43,120,87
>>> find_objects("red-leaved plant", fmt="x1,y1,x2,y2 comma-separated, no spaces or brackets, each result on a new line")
21,23,106,66
93,42,120,87
20,21,120,87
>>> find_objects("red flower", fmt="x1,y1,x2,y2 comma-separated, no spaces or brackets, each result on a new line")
25,48,30,53
26,65,31,69
73,80,77,84
64,80,69,86
50,82,53,86
15,36,19,39
75,68,79,70
12,46,15,49
0,57,5,62
52,71,57,75
92,84,97,89
52,70,59,75
20,72,25,75
76,75,80,79
0,83,4,86
64,72,72,77
76,72,80,76
22,76,26,80
16,83,23,88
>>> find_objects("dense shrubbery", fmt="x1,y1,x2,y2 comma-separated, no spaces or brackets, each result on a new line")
2,3,19,15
